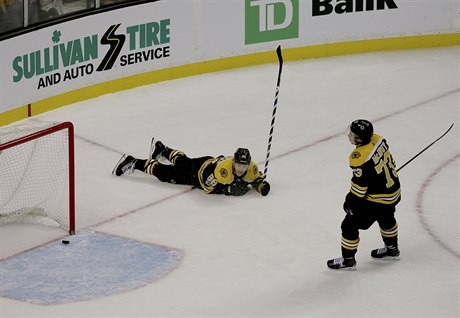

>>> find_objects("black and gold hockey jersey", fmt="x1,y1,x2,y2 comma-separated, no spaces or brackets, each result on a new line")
198,156,262,194
349,134,401,206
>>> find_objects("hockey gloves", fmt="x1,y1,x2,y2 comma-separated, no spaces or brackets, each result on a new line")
252,178,270,196
225,180,250,196
343,201,353,215
343,192,363,215
225,179,271,196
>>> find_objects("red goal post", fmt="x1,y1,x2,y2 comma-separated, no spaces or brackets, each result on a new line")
0,121,75,234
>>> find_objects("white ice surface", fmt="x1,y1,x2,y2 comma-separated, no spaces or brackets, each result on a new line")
1,46,459,317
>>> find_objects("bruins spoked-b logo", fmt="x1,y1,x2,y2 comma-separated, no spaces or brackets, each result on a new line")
220,168,229,178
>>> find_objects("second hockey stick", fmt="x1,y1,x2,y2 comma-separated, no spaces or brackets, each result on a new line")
263,45,284,177
397,123,454,172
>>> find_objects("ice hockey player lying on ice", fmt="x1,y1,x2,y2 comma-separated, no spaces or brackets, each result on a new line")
113,138,270,196
327,119,401,270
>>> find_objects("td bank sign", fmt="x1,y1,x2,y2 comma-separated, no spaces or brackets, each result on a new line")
245,0,299,44
245,0,399,45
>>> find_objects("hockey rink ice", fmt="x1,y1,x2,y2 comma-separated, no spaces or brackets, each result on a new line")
1,46,459,317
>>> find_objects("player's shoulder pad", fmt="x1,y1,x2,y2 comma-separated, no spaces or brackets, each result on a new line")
349,134,382,167
215,157,234,184
242,161,261,182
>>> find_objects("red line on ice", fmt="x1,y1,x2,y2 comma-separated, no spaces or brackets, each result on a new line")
415,153,460,259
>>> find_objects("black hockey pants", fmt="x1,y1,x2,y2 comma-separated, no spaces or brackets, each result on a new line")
341,201,398,258
150,155,212,188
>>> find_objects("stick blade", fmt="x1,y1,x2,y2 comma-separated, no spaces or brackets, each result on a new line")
276,45,283,65
275,46,283,87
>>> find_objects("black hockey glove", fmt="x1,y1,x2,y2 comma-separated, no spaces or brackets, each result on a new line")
225,180,249,196
343,192,361,215
343,201,353,215
252,178,270,196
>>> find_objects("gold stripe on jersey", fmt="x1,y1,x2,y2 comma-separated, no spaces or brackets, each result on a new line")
350,181,367,198
365,188,401,205
341,237,360,251
380,223,398,238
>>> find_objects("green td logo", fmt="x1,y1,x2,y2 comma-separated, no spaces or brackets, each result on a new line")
245,0,299,45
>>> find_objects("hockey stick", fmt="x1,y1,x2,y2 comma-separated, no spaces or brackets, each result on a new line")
263,45,283,177
397,123,454,172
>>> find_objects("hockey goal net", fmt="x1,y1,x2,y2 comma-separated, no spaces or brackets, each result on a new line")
0,121,75,234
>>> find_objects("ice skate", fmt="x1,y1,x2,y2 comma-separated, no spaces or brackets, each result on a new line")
149,138,167,160
327,256,357,270
112,154,136,176
371,245,400,260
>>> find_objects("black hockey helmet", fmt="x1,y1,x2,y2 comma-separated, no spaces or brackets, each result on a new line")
349,119,374,143
234,148,251,165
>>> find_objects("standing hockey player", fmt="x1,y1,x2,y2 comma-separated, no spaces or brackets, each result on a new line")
327,119,401,270
113,139,270,196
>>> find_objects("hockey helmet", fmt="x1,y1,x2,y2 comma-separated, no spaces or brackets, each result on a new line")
234,148,251,165
349,119,373,143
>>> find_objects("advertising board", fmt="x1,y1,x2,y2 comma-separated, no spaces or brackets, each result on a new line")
0,0,458,122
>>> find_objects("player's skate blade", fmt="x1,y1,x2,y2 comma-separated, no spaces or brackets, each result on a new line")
112,154,136,176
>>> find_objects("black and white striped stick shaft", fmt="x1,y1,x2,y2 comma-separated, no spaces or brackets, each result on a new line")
263,45,283,177
396,123,454,172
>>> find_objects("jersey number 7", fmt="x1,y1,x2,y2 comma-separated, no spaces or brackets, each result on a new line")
375,151,398,188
